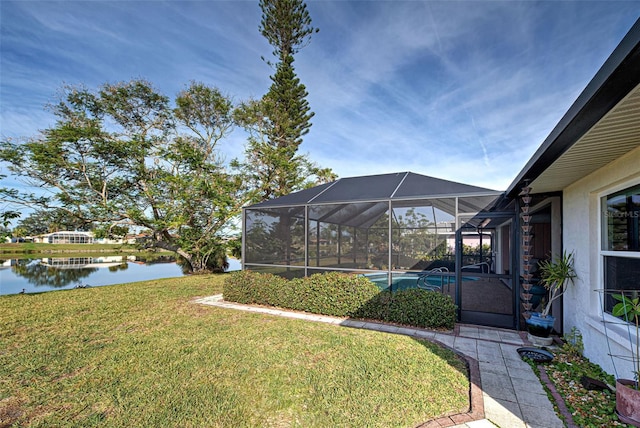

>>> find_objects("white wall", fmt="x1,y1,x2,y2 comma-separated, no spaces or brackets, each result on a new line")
562,145,640,380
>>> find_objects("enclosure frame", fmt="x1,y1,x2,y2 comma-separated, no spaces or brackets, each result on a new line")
242,172,521,328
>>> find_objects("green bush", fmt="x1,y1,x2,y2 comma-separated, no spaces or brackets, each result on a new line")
222,270,288,305
224,271,379,317
351,289,456,330
223,271,457,330
387,289,456,330
290,271,381,317
351,290,390,321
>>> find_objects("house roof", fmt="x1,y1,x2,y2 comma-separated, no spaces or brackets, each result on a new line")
507,18,640,197
249,171,499,209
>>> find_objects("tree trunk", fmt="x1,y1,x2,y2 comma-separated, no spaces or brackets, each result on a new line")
151,237,200,273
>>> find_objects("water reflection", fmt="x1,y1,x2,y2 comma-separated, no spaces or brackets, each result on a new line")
1,255,241,295
11,258,98,287
0,255,185,295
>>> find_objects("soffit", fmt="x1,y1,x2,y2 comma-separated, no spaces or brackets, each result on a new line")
529,83,640,194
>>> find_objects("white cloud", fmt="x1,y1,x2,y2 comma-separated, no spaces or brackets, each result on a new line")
1,0,638,194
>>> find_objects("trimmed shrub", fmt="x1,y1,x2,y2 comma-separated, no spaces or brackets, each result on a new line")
223,270,287,305
223,271,457,330
225,271,379,317
353,289,456,330
387,289,456,330
289,271,380,317
351,290,390,321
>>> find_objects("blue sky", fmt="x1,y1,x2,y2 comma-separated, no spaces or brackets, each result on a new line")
1,1,639,195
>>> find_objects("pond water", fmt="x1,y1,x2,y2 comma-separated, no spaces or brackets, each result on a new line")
0,255,241,296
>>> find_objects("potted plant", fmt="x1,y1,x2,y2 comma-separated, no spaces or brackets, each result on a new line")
612,292,640,427
526,251,577,342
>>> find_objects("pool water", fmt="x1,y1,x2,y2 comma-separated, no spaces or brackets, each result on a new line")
364,272,454,292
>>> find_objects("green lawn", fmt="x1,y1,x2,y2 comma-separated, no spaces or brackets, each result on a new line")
0,242,173,261
0,275,469,427
0,242,145,256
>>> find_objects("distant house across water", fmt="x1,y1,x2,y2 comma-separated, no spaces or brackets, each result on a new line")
37,231,94,244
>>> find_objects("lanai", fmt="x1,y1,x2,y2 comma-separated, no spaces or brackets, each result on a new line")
242,171,521,328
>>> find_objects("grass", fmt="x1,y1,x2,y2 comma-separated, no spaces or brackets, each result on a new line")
0,274,469,427
0,243,173,261
0,242,134,252
0,242,148,257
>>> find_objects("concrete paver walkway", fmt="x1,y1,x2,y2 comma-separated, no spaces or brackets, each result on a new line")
195,295,564,428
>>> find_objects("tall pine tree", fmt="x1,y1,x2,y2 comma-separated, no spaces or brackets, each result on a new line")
237,0,333,200
260,0,317,150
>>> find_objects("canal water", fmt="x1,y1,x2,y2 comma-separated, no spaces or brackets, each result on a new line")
0,255,241,296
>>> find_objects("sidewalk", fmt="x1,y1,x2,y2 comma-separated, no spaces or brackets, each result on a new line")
195,295,564,428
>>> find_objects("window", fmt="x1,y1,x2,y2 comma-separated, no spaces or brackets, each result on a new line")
602,183,640,313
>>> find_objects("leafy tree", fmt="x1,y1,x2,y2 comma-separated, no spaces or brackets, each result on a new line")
92,224,129,241
0,206,21,241
226,236,242,260
12,227,27,239
235,0,335,201
17,209,90,236
0,80,246,273
0,226,10,242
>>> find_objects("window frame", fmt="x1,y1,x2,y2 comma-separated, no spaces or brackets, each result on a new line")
599,178,640,318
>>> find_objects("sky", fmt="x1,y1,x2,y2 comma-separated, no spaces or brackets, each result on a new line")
1,0,639,200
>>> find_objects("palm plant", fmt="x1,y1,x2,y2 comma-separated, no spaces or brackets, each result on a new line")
538,251,577,317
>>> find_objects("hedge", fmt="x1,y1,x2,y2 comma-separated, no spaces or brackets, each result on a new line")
222,270,288,306
223,270,457,330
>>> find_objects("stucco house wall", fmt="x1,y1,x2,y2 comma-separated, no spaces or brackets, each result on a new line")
563,144,640,379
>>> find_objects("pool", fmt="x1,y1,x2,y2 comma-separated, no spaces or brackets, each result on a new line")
363,272,455,292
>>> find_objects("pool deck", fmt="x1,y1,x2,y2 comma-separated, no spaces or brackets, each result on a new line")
195,295,566,428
